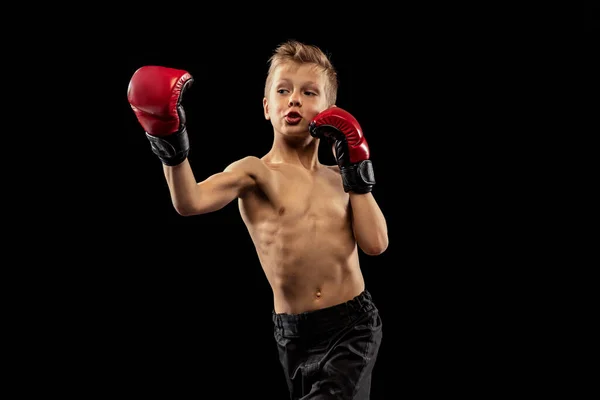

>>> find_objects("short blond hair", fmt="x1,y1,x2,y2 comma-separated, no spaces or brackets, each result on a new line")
264,40,338,105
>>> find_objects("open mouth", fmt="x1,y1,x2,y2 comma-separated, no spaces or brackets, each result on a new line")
285,112,302,125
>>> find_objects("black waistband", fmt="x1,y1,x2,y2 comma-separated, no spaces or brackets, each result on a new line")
272,290,376,337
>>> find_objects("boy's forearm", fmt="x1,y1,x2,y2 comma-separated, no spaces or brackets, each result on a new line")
350,192,388,255
162,159,200,215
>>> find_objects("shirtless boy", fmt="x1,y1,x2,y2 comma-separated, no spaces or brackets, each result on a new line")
128,40,388,399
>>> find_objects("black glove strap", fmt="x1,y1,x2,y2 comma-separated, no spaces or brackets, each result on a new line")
145,126,190,166
340,160,376,193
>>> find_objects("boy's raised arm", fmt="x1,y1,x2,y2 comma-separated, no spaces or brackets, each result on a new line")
127,65,257,216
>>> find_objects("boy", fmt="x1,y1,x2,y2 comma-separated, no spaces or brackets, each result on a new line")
128,40,387,399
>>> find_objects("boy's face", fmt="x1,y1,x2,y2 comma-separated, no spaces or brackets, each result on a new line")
263,62,330,137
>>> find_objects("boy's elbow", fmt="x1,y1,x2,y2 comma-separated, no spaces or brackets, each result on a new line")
175,207,194,217
173,202,200,217
361,238,389,256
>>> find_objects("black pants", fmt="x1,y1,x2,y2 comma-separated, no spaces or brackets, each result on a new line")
273,290,383,400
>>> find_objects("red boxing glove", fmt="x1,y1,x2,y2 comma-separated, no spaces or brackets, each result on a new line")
309,107,376,193
127,66,194,166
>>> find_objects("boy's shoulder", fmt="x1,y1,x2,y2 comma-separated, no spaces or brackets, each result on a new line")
325,164,341,174
225,155,263,171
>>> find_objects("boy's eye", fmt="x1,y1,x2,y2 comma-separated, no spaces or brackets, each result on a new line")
304,91,316,96
277,89,289,94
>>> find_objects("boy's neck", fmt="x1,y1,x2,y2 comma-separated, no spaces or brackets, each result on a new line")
266,133,321,169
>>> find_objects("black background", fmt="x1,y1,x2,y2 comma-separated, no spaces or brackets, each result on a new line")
112,31,397,399
86,26,448,398
16,4,599,398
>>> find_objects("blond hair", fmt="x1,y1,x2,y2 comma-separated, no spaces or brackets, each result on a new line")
264,40,338,105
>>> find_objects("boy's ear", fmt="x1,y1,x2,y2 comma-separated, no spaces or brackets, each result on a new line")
263,97,270,120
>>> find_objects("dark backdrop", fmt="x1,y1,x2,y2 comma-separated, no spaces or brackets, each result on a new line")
95,30,399,399
28,6,599,399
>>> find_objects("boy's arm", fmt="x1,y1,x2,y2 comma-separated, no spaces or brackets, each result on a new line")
310,107,388,256
349,193,388,255
128,65,260,216
163,157,259,216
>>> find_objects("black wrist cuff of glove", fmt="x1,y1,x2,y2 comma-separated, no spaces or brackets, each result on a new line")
145,127,190,166
341,160,376,193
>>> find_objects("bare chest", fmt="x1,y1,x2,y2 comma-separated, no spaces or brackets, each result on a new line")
240,165,349,225
272,167,347,220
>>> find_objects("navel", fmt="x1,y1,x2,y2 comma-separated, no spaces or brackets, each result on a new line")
278,207,286,216
315,288,322,299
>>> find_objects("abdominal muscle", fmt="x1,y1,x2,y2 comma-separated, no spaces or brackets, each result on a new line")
250,207,365,315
